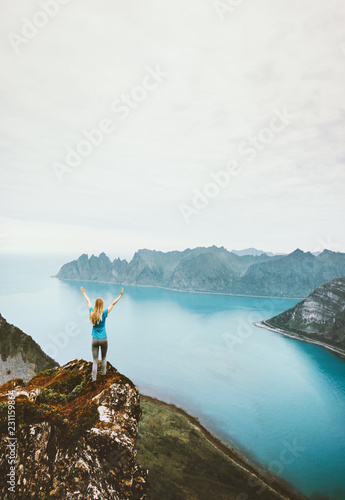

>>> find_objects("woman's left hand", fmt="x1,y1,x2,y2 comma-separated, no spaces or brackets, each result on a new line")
81,287,85,293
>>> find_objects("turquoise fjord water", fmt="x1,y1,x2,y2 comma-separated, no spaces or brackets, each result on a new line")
0,254,345,500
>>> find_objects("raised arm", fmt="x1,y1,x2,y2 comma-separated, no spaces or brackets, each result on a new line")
80,287,92,309
108,288,124,313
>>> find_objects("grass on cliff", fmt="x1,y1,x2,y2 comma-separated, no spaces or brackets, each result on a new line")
0,361,129,452
137,400,288,500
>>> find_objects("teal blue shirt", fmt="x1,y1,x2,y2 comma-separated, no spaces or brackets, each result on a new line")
89,307,108,339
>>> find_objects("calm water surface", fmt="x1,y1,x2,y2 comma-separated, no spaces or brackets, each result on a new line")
1,254,345,500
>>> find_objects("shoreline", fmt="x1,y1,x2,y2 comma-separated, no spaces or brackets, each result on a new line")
53,276,305,301
140,393,307,500
255,320,345,360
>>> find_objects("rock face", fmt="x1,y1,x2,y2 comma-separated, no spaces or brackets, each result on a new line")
0,314,58,384
55,247,345,298
0,359,148,499
260,277,345,354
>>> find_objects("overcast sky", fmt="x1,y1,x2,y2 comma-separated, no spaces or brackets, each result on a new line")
1,0,345,260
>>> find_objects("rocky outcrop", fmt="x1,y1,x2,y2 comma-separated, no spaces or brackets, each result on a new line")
0,359,148,499
258,277,345,355
0,314,58,385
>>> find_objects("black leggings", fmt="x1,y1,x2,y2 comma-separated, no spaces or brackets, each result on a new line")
92,337,108,381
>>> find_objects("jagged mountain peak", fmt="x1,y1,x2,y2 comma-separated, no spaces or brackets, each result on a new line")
56,247,345,298
78,253,89,261
319,248,337,256
290,248,306,255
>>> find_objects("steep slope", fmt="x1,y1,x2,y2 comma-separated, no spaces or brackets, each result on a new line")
0,314,58,384
0,359,148,499
168,247,238,291
138,396,308,500
257,277,345,356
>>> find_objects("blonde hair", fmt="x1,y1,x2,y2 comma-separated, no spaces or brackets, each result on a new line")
90,298,104,325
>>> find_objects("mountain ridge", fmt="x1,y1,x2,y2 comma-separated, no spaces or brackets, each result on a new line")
55,246,345,299
0,314,58,385
256,277,345,357
231,247,282,257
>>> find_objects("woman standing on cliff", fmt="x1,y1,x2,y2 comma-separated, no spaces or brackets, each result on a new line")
80,286,124,381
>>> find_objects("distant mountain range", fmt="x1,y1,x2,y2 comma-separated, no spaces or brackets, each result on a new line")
231,248,281,257
257,277,345,356
55,246,345,298
0,313,58,384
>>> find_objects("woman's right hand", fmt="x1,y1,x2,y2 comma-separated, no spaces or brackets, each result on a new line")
120,288,124,296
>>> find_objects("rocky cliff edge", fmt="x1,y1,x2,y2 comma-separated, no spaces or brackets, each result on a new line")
257,277,345,356
0,359,148,499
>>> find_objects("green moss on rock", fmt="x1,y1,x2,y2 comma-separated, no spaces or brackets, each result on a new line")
0,359,128,452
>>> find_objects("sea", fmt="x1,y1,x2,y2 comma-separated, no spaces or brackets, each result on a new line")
0,253,345,500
